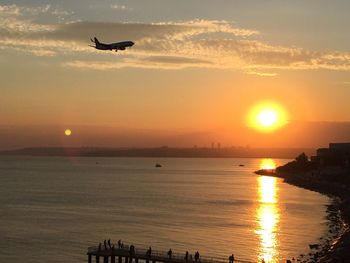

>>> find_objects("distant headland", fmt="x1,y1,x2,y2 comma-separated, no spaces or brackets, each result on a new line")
0,146,315,159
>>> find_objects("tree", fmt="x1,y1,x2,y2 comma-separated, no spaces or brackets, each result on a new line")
296,152,308,163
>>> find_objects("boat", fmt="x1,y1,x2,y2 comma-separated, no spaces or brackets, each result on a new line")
155,163,162,168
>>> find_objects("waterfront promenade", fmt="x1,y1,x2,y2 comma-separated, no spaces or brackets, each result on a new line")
87,241,253,263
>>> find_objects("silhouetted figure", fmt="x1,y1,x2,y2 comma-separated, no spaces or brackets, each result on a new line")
98,243,102,252
118,240,122,248
185,251,189,261
146,246,152,257
108,239,111,249
121,243,124,248
130,245,135,257
168,249,173,259
229,254,235,263
104,240,107,250
112,245,115,251
195,251,200,262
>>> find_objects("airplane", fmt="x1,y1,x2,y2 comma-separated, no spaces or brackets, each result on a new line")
89,37,134,52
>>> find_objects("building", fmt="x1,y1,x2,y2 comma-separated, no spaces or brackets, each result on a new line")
311,143,350,167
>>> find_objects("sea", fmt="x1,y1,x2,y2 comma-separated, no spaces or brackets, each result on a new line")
0,156,330,263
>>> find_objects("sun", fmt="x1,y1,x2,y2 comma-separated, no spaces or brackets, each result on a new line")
257,109,278,127
247,102,288,132
64,129,72,136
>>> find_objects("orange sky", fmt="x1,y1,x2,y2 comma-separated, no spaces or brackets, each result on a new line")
1,1,350,149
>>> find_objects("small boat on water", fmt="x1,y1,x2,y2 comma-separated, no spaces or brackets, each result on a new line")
239,164,245,167
155,163,162,168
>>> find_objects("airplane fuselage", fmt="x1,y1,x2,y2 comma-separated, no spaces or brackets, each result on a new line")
95,40,134,51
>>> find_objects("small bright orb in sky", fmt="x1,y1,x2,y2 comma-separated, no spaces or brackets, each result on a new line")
248,102,288,132
64,129,72,136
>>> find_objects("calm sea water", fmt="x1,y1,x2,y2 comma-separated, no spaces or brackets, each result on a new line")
0,157,330,263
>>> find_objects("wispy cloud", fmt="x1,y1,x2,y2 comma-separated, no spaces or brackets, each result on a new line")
0,5,350,74
0,4,21,15
246,71,277,77
110,4,130,11
64,55,213,70
0,3,74,24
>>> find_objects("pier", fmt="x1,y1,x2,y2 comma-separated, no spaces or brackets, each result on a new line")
87,241,252,263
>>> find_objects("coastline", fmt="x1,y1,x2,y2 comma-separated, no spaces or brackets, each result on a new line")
257,169,350,263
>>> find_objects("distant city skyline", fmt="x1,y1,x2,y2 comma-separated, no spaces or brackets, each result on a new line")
1,0,350,149
1,121,350,150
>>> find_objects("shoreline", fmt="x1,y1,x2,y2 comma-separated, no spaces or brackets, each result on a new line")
259,169,350,263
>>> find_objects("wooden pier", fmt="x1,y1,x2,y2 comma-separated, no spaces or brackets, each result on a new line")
87,242,252,263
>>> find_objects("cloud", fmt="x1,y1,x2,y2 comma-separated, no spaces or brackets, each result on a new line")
63,55,213,70
0,3,51,16
0,4,21,15
0,3,74,25
0,7,350,73
142,56,212,65
246,71,277,77
110,4,129,11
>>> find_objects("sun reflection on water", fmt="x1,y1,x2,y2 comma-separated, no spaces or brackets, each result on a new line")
260,159,277,171
256,160,280,263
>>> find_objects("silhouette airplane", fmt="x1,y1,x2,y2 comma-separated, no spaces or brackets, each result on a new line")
90,37,134,52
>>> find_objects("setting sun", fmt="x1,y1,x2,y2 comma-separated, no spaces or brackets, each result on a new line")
257,110,278,127
248,102,288,132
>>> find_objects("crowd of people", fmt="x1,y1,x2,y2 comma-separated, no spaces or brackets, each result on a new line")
97,239,125,252
96,240,235,263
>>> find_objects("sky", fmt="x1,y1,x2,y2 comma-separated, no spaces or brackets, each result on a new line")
1,0,350,149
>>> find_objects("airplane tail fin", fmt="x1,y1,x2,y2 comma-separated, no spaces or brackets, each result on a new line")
90,37,100,45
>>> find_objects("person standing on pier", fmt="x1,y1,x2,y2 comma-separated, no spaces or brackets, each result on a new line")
146,246,152,257
104,240,107,250
229,254,235,263
185,251,189,262
168,249,173,259
118,240,122,248
195,251,200,262
130,244,135,257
